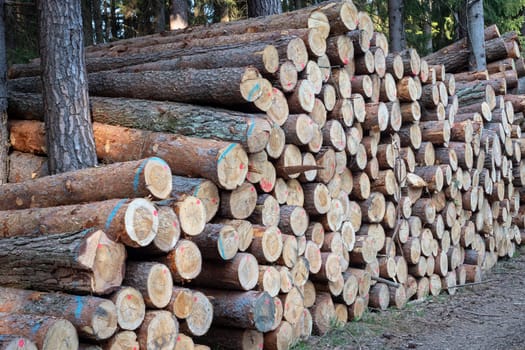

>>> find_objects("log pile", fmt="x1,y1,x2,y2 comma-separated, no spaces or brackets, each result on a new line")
3,0,525,349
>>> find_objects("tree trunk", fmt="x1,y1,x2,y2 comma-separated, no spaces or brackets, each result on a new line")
467,0,486,71
194,327,263,350
0,229,126,295
0,286,118,340
171,0,189,29
156,0,166,33
388,0,406,53
248,0,282,17
93,0,104,43
81,0,94,46
0,0,7,184
38,0,97,174
137,311,178,350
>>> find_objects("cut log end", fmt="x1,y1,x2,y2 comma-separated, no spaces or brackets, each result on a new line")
42,319,79,350
173,196,207,236
125,198,159,247
185,291,214,336
80,230,127,294
113,287,146,331
217,143,249,190
0,337,38,350
144,157,173,199
238,253,260,290
174,239,203,280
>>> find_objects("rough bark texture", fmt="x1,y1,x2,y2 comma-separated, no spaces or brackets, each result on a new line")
0,0,7,183
467,0,486,71
248,0,282,17
388,0,406,53
38,0,97,174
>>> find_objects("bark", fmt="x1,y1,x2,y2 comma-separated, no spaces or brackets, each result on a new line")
0,229,126,295
248,0,282,17
171,0,189,30
137,311,178,350
81,0,94,46
0,156,172,210
0,286,118,340
0,0,7,183
38,0,97,174
467,0,486,71
388,0,406,53
7,151,48,183
8,92,271,154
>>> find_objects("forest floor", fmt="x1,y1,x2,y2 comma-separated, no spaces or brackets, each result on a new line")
293,245,525,350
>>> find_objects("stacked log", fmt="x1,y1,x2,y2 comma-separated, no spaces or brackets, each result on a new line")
3,0,525,349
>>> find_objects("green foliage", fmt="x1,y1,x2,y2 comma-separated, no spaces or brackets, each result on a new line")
484,0,525,33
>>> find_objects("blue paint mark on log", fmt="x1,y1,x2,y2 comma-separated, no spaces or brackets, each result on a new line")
133,159,149,193
75,295,84,319
105,199,128,231
217,143,237,164
247,117,256,137
247,83,261,101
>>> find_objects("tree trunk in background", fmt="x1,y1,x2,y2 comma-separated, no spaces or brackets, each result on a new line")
38,0,98,174
0,0,8,183
156,0,166,33
388,0,406,52
467,0,486,71
247,0,282,18
81,0,94,46
423,0,432,53
294,0,304,11
93,0,104,43
110,0,118,39
170,0,189,30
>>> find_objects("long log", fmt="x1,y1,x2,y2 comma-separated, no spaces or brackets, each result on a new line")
0,156,172,210
0,198,158,248
0,313,78,350
9,67,268,108
0,229,125,295
9,41,282,78
0,287,117,341
8,92,272,154
8,120,248,190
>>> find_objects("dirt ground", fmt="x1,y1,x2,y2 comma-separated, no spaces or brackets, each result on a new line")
294,245,525,350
